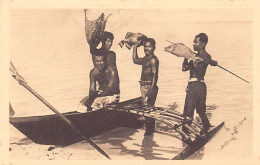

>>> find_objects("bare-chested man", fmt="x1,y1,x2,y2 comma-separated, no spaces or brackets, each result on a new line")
79,50,120,112
90,31,118,71
132,38,159,136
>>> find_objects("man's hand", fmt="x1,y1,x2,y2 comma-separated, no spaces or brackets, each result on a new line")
210,60,218,66
134,41,141,48
12,73,27,85
146,87,155,98
97,90,103,95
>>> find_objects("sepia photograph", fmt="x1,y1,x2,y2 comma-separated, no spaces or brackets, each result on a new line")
1,0,259,163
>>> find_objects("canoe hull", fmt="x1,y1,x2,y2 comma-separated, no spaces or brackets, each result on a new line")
10,98,145,146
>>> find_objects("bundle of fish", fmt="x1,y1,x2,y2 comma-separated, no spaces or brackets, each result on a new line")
84,9,112,45
164,42,203,67
119,32,147,49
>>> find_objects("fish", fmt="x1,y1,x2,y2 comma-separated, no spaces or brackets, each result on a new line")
118,32,147,50
164,41,203,67
84,9,112,45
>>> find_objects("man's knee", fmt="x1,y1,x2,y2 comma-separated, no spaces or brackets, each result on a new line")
196,104,206,114
183,102,195,117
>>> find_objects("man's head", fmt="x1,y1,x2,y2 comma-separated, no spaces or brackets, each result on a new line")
193,33,208,51
101,31,114,50
94,50,107,72
143,38,156,56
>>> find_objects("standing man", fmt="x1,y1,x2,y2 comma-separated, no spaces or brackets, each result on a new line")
182,33,217,136
78,50,120,112
132,38,159,136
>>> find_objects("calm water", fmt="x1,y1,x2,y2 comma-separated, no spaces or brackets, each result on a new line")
9,9,253,159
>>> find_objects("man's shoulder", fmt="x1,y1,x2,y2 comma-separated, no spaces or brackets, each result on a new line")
90,68,95,72
109,50,116,54
201,51,211,58
105,66,119,78
90,68,99,77
107,50,116,56
151,55,159,63
200,51,212,64
106,51,116,59
105,66,116,73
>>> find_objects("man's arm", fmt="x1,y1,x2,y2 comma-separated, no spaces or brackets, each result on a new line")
88,69,97,97
107,51,116,67
99,69,118,97
150,58,159,89
132,44,143,65
146,58,159,98
89,38,100,63
182,58,191,71
85,69,98,106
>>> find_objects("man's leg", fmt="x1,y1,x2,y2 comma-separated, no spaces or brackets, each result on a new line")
140,84,156,136
182,83,195,135
140,84,148,105
147,85,158,106
196,83,210,134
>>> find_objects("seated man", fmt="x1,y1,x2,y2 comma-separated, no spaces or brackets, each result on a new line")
78,50,120,112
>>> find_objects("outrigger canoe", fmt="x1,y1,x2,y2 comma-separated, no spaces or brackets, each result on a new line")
10,96,224,160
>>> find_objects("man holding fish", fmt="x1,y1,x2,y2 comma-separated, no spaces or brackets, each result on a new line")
182,33,217,136
164,33,217,137
132,38,159,136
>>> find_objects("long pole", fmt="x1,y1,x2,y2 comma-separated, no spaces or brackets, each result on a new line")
11,73,110,159
217,65,249,83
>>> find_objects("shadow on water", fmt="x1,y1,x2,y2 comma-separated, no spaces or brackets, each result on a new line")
90,127,182,160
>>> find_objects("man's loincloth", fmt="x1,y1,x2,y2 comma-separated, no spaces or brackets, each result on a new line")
77,94,120,112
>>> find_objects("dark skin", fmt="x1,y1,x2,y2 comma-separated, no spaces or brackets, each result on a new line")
90,37,117,70
89,56,120,98
182,36,217,80
132,41,159,96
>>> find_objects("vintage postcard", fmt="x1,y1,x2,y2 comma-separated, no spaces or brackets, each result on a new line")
1,0,260,164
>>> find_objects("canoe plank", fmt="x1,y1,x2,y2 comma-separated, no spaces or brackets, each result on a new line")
172,122,224,160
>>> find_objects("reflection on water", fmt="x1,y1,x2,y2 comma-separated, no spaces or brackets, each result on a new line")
92,127,142,157
89,127,182,159
10,138,33,145
140,135,163,160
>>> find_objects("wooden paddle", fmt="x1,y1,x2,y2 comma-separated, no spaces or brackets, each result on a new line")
10,63,110,159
